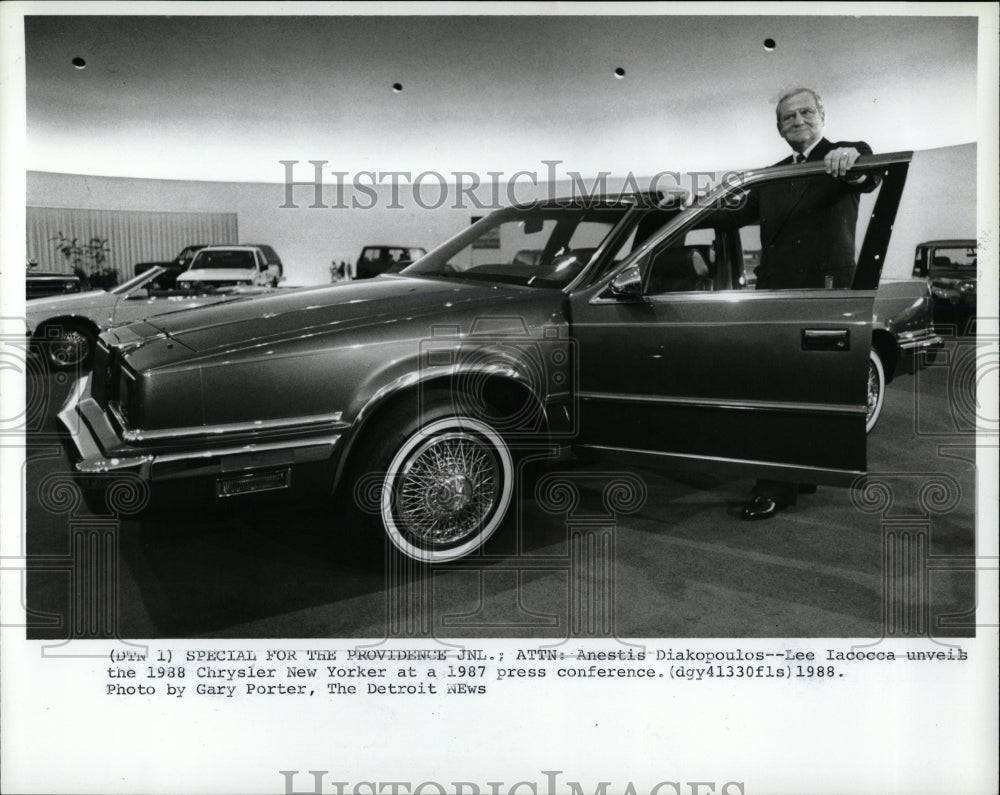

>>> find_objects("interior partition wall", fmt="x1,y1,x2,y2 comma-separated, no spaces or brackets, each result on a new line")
27,206,238,276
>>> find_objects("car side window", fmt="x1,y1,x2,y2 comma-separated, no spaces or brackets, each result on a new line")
643,227,717,294
642,223,742,294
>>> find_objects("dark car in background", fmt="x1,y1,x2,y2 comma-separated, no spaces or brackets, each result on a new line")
355,245,427,279
59,153,911,563
26,259,82,300
912,238,977,332
133,244,208,286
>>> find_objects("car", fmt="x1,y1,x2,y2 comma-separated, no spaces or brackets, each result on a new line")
868,278,942,431
911,238,977,331
26,259,82,300
27,266,272,370
175,245,280,288
59,152,911,563
355,245,427,279
244,244,285,282
133,244,208,283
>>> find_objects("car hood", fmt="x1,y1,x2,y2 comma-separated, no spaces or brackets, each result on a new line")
177,268,256,282
141,275,561,354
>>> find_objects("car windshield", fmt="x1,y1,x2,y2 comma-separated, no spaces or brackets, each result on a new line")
929,247,976,274
111,267,167,295
192,250,257,269
402,205,639,288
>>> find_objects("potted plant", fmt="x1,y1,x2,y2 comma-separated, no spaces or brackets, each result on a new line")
50,233,119,289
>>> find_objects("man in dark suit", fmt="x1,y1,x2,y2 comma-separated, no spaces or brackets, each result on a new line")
741,87,879,520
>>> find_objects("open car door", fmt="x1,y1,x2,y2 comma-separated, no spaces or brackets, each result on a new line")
569,152,911,485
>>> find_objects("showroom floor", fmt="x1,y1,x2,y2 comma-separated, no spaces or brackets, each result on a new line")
24,338,979,640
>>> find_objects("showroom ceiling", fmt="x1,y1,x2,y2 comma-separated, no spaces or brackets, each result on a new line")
21,11,979,182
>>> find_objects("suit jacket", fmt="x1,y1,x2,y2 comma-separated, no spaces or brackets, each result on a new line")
748,138,878,289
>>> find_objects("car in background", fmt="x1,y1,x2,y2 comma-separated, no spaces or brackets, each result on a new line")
355,245,427,279
27,266,271,370
133,244,208,283
868,278,942,432
176,245,280,288
26,259,82,300
59,152,913,563
245,244,285,282
912,239,977,332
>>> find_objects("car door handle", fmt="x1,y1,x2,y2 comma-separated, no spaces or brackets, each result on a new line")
802,328,850,351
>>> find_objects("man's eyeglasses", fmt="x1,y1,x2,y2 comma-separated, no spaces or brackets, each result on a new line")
780,107,819,126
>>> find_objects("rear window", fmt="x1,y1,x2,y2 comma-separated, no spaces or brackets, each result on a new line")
192,251,257,269
929,247,976,273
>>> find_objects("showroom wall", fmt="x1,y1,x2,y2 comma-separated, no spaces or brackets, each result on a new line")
884,143,977,279
27,143,975,285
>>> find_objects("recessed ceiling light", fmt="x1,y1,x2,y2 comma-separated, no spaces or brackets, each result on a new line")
392,83,403,93
763,39,776,52
614,67,626,79
72,57,87,69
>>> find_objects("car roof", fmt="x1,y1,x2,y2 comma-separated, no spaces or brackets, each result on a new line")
196,245,262,252
916,239,977,247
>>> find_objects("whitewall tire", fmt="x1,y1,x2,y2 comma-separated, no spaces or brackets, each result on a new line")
866,349,886,433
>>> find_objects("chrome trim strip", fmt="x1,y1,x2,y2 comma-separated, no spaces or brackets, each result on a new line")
59,375,341,478
898,334,944,351
589,289,878,306
578,444,864,478
118,410,348,443
577,391,865,416
152,434,340,466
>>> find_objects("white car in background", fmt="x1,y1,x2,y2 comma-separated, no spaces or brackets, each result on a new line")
176,245,280,288
27,266,271,370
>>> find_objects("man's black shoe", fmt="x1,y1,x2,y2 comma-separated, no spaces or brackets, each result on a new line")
742,495,781,520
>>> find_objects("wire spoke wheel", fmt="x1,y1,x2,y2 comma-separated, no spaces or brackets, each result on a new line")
382,417,513,562
46,326,94,369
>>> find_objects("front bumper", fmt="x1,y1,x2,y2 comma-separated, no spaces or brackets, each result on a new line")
58,375,343,488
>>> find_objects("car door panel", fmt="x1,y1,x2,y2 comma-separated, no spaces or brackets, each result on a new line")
572,290,872,482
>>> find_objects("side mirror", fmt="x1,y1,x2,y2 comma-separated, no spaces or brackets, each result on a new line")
609,264,643,298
